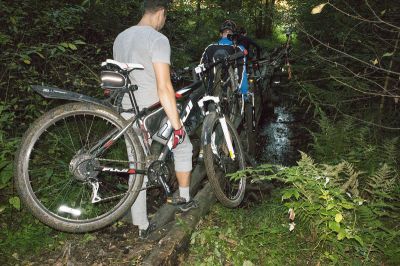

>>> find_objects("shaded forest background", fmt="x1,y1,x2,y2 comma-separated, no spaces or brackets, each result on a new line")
0,0,399,264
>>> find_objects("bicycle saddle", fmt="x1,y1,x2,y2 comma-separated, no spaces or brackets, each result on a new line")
101,59,144,72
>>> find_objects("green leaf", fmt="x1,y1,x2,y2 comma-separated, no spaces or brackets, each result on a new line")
9,196,21,210
337,230,346,240
340,202,354,209
328,221,340,232
68,43,77,50
60,42,69,48
0,163,13,187
335,213,343,223
10,16,17,25
45,169,53,179
382,52,393,57
74,40,86,45
326,203,335,210
23,59,31,65
0,205,6,213
352,235,364,246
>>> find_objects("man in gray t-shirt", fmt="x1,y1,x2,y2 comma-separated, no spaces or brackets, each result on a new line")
113,0,196,239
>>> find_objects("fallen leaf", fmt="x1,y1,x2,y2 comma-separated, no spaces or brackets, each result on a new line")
289,222,296,232
372,58,379,65
311,3,327,14
288,208,296,221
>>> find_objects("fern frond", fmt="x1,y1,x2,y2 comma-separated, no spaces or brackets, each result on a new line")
341,161,363,197
297,151,315,167
364,164,396,201
381,137,399,168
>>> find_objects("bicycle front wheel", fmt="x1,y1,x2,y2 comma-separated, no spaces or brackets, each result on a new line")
14,102,144,232
213,65,242,125
203,113,246,208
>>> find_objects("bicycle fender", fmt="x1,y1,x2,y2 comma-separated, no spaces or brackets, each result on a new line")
31,85,109,107
201,112,217,146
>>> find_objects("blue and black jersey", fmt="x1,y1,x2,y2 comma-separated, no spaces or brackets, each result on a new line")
200,37,248,95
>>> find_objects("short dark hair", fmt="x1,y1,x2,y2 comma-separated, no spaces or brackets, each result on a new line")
144,0,172,13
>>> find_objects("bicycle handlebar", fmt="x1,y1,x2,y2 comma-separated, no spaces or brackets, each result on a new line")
195,51,244,74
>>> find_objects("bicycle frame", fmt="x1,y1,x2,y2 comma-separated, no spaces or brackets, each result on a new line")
31,56,241,200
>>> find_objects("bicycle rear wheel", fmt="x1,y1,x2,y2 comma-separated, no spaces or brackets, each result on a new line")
203,113,246,208
14,102,144,232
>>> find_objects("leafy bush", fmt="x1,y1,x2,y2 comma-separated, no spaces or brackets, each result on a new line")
310,114,400,173
233,153,400,263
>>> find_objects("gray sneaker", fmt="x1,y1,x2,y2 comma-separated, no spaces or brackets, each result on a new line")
178,199,199,212
138,223,156,239
167,196,199,212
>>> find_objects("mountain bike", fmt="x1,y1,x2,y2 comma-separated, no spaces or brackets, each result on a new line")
202,39,258,164
212,30,293,161
14,53,246,233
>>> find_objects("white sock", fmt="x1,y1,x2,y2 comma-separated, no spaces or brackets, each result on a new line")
179,186,190,202
138,221,149,230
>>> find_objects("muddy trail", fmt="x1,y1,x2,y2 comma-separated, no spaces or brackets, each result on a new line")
16,90,312,266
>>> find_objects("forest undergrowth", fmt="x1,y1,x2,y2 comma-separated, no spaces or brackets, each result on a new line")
1,0,399,265
188,122,400,265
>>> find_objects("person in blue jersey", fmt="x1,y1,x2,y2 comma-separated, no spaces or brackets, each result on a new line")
200,20,249,96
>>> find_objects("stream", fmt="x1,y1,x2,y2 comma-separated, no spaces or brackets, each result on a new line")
256,94,312,166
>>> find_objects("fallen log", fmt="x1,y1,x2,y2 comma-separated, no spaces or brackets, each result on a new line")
142,183,216,265
148,163,206,230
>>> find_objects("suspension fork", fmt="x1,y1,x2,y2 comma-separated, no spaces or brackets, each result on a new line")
199,96,236,160
250,92,256,131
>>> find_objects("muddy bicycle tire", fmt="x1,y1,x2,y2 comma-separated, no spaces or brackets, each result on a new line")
14,102,144,233
203,113,246,208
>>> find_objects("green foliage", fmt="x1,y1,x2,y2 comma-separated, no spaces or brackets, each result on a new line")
232,152,400,264
0,216,67,264
188,200,316,265
310,115,400,174
0,101,21,213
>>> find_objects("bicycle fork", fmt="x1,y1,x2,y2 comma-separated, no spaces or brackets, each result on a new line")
199,96,236,160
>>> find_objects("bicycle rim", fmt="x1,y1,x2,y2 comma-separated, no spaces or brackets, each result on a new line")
204,115,246,207
18,104,142,229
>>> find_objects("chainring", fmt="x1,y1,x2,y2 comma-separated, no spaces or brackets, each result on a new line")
147,160,171,187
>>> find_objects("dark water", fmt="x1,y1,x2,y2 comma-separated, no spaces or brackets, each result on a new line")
256,103,312,166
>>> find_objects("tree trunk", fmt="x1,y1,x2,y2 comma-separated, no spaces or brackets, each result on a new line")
195,0,201,31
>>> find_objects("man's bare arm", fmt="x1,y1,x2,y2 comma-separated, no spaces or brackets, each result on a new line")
153,62,182,130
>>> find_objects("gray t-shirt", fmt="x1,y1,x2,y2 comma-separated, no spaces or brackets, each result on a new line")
113,25,171,110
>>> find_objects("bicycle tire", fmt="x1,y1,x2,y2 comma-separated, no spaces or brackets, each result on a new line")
203,113,246,208
243,103,257,158
213,65,241,124
14,102,144,232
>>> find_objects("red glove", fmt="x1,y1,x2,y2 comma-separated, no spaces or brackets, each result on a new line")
172,127,186,149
